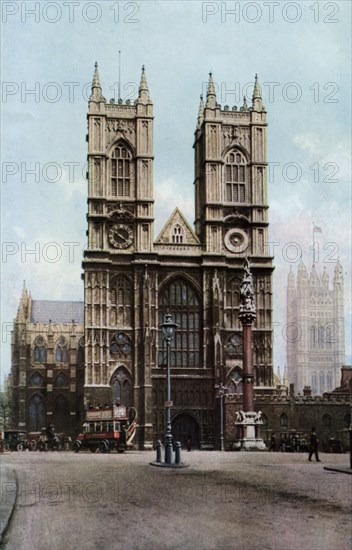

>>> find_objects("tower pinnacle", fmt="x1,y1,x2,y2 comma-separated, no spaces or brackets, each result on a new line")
206,72,217,108
90,62,105,102
252,74,263,111
138,65,152,104
197,94,204,128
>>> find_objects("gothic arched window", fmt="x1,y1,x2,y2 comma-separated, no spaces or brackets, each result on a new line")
54,395,68,433
28,394,46,432
171,224,184,244
309,326,317,349
280,413,288,429
29,373,44,387
158,279,201,368
34,337,46,363
55,337,68,363
110,333,132,357
225,277,241,328
110,143,132,197
312,372,318,394
326,371,333,391
224,150,247,203
111,368,132,406
110,275,132,327
54,373,68,387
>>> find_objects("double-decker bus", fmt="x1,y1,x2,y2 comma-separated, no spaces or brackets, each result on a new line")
73,404,137,453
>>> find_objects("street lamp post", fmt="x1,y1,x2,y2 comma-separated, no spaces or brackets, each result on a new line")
160,312,178,464
215,383,227,451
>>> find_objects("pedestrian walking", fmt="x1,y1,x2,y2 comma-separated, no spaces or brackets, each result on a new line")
308,427,321,462
269,433,276,452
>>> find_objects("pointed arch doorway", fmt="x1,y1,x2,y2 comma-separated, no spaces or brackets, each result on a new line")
172,413,200,449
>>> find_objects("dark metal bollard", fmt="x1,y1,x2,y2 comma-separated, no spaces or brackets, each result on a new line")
175,440,181,464
156,440,162,463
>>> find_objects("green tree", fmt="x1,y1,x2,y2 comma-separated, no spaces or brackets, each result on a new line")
0,391,12,431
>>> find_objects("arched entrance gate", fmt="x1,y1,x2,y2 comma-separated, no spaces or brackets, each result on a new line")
172,413,200,449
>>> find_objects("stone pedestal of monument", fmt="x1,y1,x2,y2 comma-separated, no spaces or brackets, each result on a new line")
234,410,267,451
235,259,267,451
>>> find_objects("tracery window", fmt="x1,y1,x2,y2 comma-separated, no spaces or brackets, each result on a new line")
171,224,184,244
309,324,333,350
54,395,68,433
225,277,241,328
110,143,132,197
110,275,132,327
158,279,201,368
312,372,318,394
319,371,325,393
110,333,132,356
34,337,46,363
55,373,68,387
111,368,131,406
280,413,288,429
29,373,44,387
28,394,45,432
224,150,247,203
55,337,68,363
326,371,333,391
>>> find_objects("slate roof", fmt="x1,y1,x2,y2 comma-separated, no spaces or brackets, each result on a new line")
31,300,84,324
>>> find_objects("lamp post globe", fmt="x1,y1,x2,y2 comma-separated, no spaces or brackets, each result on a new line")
159,312,178,464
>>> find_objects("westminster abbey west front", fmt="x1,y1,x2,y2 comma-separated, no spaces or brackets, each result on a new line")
83,64,274,449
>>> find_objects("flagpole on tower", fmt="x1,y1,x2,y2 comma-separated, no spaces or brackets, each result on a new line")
312,223,322,266
118,50,121,101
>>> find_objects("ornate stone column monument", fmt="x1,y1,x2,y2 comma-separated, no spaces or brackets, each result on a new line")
235,258,266,450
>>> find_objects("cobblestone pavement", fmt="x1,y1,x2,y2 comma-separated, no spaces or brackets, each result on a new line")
1,451,351,550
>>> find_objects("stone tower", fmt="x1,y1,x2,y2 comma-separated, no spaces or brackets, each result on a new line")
193,74,274,389
286,261,345,394
194,74,269,258
83,63,155,444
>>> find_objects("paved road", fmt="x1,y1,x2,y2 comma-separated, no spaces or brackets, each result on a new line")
1,451,351,550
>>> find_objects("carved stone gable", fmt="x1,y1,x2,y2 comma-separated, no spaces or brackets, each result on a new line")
105,119,136,148
155,208,200,245
222,125,250,153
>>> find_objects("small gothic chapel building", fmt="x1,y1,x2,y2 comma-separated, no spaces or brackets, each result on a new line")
83,64,274,449
11,284,85,437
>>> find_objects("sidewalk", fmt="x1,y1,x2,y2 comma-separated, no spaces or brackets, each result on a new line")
0,458,17,544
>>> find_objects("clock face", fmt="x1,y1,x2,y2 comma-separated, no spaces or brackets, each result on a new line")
109,223,133,249
224,228,248,253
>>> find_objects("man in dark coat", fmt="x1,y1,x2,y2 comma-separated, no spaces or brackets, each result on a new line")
269,433,276,452
308,427,321,462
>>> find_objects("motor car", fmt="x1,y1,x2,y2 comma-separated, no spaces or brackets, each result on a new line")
4,430,28,451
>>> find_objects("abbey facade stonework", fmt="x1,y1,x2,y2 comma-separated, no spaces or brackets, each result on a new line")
10,64,349,450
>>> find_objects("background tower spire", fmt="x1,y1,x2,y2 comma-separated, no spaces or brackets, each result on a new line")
205,72,216,108
252,74,263,111
138,65,152,104
90,61,105,102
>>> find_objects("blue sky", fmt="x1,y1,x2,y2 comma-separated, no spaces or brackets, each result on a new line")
1,0,351,383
